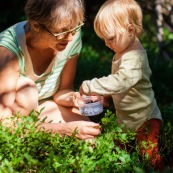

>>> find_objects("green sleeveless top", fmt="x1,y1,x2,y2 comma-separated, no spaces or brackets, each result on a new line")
0,21,82,100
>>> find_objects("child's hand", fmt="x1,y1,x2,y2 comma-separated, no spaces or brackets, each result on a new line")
103,96,111,107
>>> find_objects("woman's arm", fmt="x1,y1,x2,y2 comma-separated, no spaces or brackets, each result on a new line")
39,120,101,140
0,47,38,119
42,54,102,140
0,47,20,117
53,55,79,107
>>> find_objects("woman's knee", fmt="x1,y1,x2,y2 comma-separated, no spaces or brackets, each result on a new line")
13,76,38,114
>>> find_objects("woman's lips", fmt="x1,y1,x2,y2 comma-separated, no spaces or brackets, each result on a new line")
59,42,68,47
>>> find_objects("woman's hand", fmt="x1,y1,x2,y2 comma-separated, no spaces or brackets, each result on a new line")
65,121,101,140
43,121,101,140
79,85,86,96
71,92,81,108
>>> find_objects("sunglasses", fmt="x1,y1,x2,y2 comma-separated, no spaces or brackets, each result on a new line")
41,22,84,40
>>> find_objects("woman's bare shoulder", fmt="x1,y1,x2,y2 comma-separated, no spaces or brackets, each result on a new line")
0,46,19,70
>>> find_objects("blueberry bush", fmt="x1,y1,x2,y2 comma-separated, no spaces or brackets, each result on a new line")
0,0,173,172
0,109,172,172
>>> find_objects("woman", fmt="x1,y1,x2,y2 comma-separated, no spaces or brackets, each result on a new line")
0,0,101,140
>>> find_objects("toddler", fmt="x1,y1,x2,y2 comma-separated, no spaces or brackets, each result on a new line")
79,0,164,171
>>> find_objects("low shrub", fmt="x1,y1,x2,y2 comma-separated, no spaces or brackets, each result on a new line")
0,110,172,173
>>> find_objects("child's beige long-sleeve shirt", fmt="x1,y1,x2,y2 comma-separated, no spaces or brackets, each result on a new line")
81,50,162,131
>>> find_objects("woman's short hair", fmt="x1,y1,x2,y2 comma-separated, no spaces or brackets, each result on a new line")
94,0,143,39
24,0,85,29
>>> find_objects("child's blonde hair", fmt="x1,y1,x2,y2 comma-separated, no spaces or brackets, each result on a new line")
94,0,143,40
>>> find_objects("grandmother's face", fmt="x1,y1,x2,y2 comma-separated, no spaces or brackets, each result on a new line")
40,19,82,51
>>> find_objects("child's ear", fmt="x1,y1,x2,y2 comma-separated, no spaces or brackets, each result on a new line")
127,24,135,35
